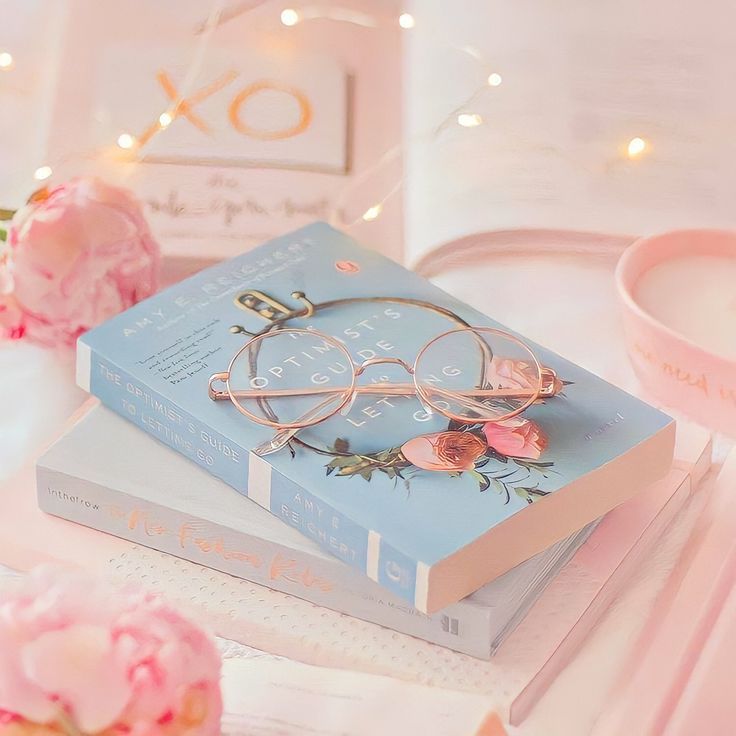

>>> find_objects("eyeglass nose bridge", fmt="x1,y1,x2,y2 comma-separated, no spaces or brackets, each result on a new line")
354,356,414,376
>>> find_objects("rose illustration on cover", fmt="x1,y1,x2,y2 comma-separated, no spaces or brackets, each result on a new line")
281,343,569,504
314,415,557,504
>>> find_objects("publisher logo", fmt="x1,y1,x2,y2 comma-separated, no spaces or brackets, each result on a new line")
46,487,100,511
441,615,460,636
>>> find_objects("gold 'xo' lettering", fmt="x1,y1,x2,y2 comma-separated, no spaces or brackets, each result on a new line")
228,80,312,140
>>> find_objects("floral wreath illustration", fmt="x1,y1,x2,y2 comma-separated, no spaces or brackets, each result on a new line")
209,288,571,504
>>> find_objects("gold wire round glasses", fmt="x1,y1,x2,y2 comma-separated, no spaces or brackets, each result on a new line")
209,323,560,455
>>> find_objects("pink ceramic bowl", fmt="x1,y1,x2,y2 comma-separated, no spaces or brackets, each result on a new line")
616,229,736,436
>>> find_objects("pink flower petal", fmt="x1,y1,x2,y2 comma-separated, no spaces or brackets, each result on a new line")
401,432,486,472
483,418,547,460
21,624,133,732
3,177,159,348
0,626,58,724
0,567,221,733
401,436,448,471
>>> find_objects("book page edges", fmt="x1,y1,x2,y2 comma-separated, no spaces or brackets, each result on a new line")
423,419,676,614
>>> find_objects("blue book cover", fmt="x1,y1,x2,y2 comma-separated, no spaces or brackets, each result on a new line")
77,222,674,613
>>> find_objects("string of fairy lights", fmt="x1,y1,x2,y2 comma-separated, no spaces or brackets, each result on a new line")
0,5,651,221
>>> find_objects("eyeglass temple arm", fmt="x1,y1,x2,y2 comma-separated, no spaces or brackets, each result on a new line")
209,368,560,401
210,368,560,457
208,372,337,454
254,394,343,456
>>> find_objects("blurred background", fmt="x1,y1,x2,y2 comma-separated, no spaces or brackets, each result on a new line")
4,0,736,268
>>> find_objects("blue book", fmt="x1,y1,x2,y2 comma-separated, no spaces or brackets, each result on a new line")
77,222,674,613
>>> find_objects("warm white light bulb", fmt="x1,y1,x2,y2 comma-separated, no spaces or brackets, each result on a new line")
487,72,503,87
457,113,483,128
33,165,52,181
158,112,173,128
117,133,136,150
399,13,415,29
362,204,383,221
0,51,14,70
281,8,300,26
627,137,647,158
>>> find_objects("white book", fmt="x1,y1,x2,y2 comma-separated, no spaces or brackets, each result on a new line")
37,404,592,659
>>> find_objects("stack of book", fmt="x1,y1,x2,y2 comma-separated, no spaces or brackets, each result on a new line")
38,222,678,660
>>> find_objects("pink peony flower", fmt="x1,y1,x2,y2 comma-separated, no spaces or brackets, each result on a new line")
0,720,61,735
0,178,160,347
0,567,221,735
482,417,548,460
401,431,486,472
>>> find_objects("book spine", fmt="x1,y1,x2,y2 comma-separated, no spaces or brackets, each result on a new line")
78,342,252,494
36,463,494,659
78,343,429,611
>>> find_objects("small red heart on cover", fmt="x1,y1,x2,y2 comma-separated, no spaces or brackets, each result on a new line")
335,260,360,274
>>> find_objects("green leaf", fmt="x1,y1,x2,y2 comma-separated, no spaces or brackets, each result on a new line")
492,468,521,480
327,455,363,470
0,229,6,242
514,487,533,504
466,470,491,491
0,208,16,221
514,485,551,504
336,460,373,476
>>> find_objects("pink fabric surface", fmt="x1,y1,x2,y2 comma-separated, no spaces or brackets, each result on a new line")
509,468,692,726
593,449,736,736
0,341,86,482
665,575,736,735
